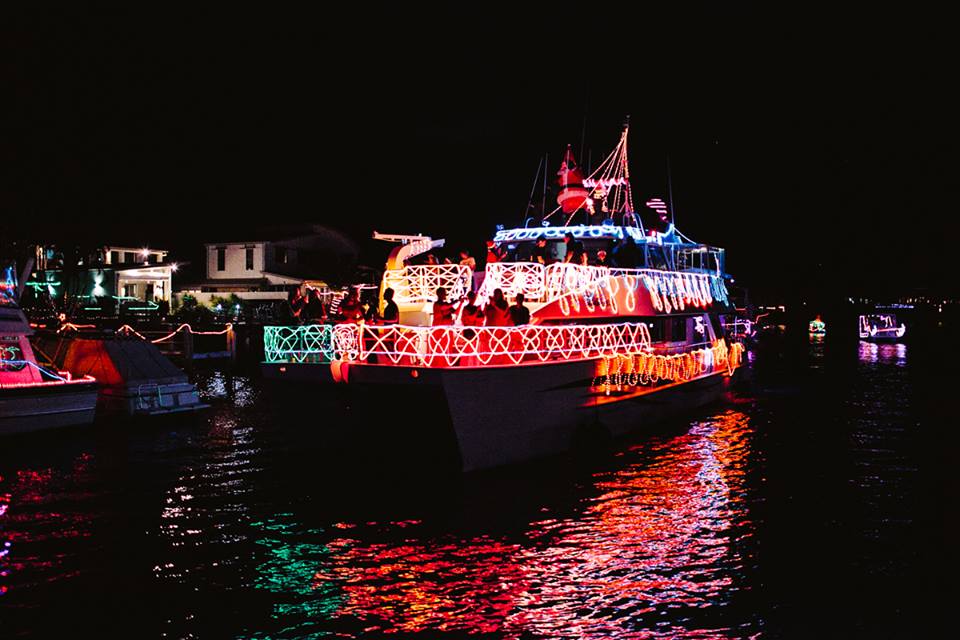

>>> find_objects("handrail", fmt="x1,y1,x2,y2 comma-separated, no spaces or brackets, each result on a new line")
481,262,729,312
265,322,653,367
0,359,95,388
382,264,472,305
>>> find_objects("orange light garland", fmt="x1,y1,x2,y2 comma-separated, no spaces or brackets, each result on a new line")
593,339,744,394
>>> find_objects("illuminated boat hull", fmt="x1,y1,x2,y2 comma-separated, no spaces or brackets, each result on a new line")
332,358,735,472
0,380,99,435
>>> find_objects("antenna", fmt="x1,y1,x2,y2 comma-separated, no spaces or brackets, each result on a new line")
666,153,676,226
579,85,589,165
541,152,548,221
523,156,544,225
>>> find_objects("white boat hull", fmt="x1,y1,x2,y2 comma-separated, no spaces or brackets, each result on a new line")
338,358,735,472
0,381,99,435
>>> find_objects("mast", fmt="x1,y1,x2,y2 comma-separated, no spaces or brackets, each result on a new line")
523,156,544,225
541,152,548,222
667,153,676,226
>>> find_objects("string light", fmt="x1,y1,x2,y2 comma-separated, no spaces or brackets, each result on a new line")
593,340,745,394
383,264,472,305
858,314,906,339
0,360,95,389
60,322,233,344
480,262,728,313
266,322,654,367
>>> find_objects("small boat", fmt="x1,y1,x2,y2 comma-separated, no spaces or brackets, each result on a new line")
859,313,905,342
1,261,98,435
33,331,209,418
808,316,826,335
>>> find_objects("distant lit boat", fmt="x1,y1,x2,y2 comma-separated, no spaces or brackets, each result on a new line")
1,261,97,435
859,313,905,342
808,316,826,335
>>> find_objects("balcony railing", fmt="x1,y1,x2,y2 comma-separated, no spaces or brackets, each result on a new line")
480,262,729,312
264,321,653,367
382,264,472,305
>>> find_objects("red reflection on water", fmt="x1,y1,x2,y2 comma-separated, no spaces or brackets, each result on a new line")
0,454,96,596
318,410,755,638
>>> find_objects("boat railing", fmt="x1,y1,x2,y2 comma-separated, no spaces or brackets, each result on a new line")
264,324,335,363
264,321,653,367
481,262,729,312
0,359,95,388
721,318,754,340
382,264,472,305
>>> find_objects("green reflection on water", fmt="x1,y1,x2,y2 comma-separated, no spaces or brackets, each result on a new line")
238,512,343,639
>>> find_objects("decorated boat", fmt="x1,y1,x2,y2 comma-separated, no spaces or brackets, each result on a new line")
262,124,745,471
809,316,826,335
1,261,98,435
858,313,905,342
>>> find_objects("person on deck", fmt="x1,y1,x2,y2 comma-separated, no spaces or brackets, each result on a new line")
459,250,476,271
381,287,399,324
563,233,584,264
483,288,512,326
485,240,502,265
432,287,456,325
594,249,610,267
509,293,530,325
338,289,362,322
459,291,484,328
532,238,549,264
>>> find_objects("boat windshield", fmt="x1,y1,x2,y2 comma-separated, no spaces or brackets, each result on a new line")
1,263,19,307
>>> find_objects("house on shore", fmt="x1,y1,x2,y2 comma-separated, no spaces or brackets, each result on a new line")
174,226,359,306
25,245,175,314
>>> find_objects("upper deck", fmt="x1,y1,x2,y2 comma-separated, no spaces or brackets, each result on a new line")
380,224,731,324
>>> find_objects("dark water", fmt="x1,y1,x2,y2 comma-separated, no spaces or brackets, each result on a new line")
1,323,953,638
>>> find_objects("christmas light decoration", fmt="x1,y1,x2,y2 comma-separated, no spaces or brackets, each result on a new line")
858,314,906,339
265,322,654,367
479,262,728,313
264,324,334,363
0,360,95,388
382,264,472,305
593,340,744,394
808,316,826,334
60,322,233,345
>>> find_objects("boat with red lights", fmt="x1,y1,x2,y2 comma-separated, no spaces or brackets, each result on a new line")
1,261,98,435
262,124,745,471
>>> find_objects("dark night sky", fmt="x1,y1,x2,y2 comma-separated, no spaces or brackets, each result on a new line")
2,7,957,299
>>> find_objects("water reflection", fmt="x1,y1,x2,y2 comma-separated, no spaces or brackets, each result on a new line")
316,410,758,638
0,453,96,598
858,341,908,366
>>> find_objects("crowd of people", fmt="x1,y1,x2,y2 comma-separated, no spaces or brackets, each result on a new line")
290,232,633,327
428,286,529,328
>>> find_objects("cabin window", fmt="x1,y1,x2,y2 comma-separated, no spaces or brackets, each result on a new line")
148,253,158,264
668,316,686,342
110,251,120,264
216,247,226,271
647,320,664,343
275,247,287,264
245,248,254,270
123,251,134,264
